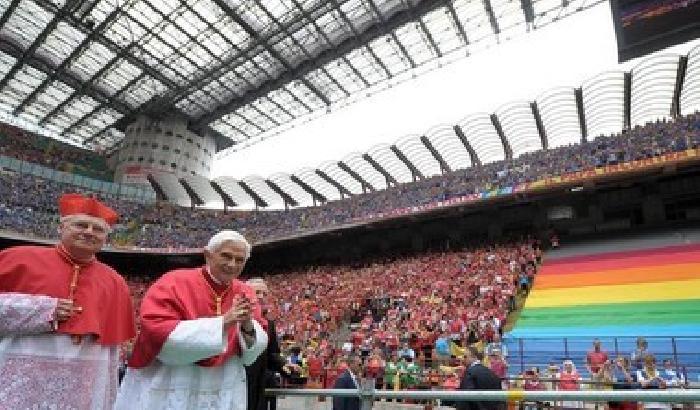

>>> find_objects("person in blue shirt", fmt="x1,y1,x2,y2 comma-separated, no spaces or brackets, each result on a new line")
435,332,451,364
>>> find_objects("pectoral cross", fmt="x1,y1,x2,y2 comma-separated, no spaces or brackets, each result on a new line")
215,295,222,315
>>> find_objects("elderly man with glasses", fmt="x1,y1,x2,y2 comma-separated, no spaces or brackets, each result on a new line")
0,193,136,409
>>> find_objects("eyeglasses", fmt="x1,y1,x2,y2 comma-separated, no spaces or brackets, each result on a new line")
66,220,108,235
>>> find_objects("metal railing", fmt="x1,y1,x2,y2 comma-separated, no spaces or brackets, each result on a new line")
267,384,700,410
507,336,700,377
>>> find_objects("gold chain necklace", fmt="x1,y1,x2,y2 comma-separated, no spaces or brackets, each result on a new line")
202,269,231,315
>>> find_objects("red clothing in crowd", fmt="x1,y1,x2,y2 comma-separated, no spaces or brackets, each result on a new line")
586,350,609,374
558,371,581,390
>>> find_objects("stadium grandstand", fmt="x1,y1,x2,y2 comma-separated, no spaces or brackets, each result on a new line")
1,0,700,408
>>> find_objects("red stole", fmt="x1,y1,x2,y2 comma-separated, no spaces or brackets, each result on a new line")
128,267,266,368
0,245,136,345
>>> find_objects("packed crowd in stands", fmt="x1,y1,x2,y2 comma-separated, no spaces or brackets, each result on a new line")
119,240,539,392
264,240,537,389
1,115,700,248
121,239,688,400
0,123,112,181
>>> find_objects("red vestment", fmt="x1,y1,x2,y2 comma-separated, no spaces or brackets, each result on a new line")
128,267,265,368
0,245,135,345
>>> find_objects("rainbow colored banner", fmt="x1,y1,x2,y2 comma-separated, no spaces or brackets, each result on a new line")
509,244,700,338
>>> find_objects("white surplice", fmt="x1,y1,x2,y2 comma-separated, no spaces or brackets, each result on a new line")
115,317,267,410
0,293,119,409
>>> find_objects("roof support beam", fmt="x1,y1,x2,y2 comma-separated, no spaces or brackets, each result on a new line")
210,0,330,107
490,114,513,160
315,169,353,198
362,153,398,188
143,4,279,129
530,101,548,150
390,145,424,181
164,0,340,108
574,87,588,143
0,39,129,113
338,161,375,193
78,74,150,145
289,0,368,90
364,0,415,68
290,175,327,203
330,0,392,80
671,56,688,118
390,33,416,69
0,0,23,39
0,0,81,92
195,0,448,127
266,179,300,208
12,3,116,116
32,0,179,90
445,0,469,47
417,18,442,58
41,44,136,127
238,181,269,208
623,71,632,130
482,0,501,37
420,135,451,174
250,0,344,101
179,178,205,208
146,174,168,202
453,125,481,167
519,0,535,28
210,181,238,209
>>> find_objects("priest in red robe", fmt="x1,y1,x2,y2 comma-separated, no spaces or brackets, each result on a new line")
0,193,136,409
115,230,268,410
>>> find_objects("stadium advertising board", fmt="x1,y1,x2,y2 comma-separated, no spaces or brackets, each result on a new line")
122,165,165,185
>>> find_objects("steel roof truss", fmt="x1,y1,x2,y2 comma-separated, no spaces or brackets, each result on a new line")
315,169,353,197
210,180,238,208
482,0,501,36
362,153,398,187
12,6,123,116
265,179,299,207
417,17,441,58
237,180,269,208
0,0,82,92
337,160,375,192
529,101,548,150
489,113,512,159
420,135,451,173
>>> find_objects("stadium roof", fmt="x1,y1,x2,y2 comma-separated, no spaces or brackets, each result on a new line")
150,45,700,209
0,0,603,151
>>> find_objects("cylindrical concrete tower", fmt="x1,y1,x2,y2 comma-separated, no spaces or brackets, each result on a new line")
114,116,216,185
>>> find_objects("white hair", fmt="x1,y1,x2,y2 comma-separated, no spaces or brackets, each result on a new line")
205,230,251,258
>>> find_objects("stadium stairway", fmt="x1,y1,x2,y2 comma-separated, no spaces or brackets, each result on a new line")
505,243,700,382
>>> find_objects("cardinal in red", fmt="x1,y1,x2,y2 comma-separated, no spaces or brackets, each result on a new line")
0,193,136,409
115,230,268,410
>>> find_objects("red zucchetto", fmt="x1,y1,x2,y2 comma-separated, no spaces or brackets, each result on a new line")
58,193,119,226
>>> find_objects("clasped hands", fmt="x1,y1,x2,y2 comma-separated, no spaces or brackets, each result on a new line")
54,298,82,322
223,296,254,333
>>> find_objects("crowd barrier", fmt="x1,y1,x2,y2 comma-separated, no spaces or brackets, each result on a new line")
266,385,700,410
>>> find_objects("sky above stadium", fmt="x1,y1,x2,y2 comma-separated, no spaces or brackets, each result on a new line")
212,2,700,180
